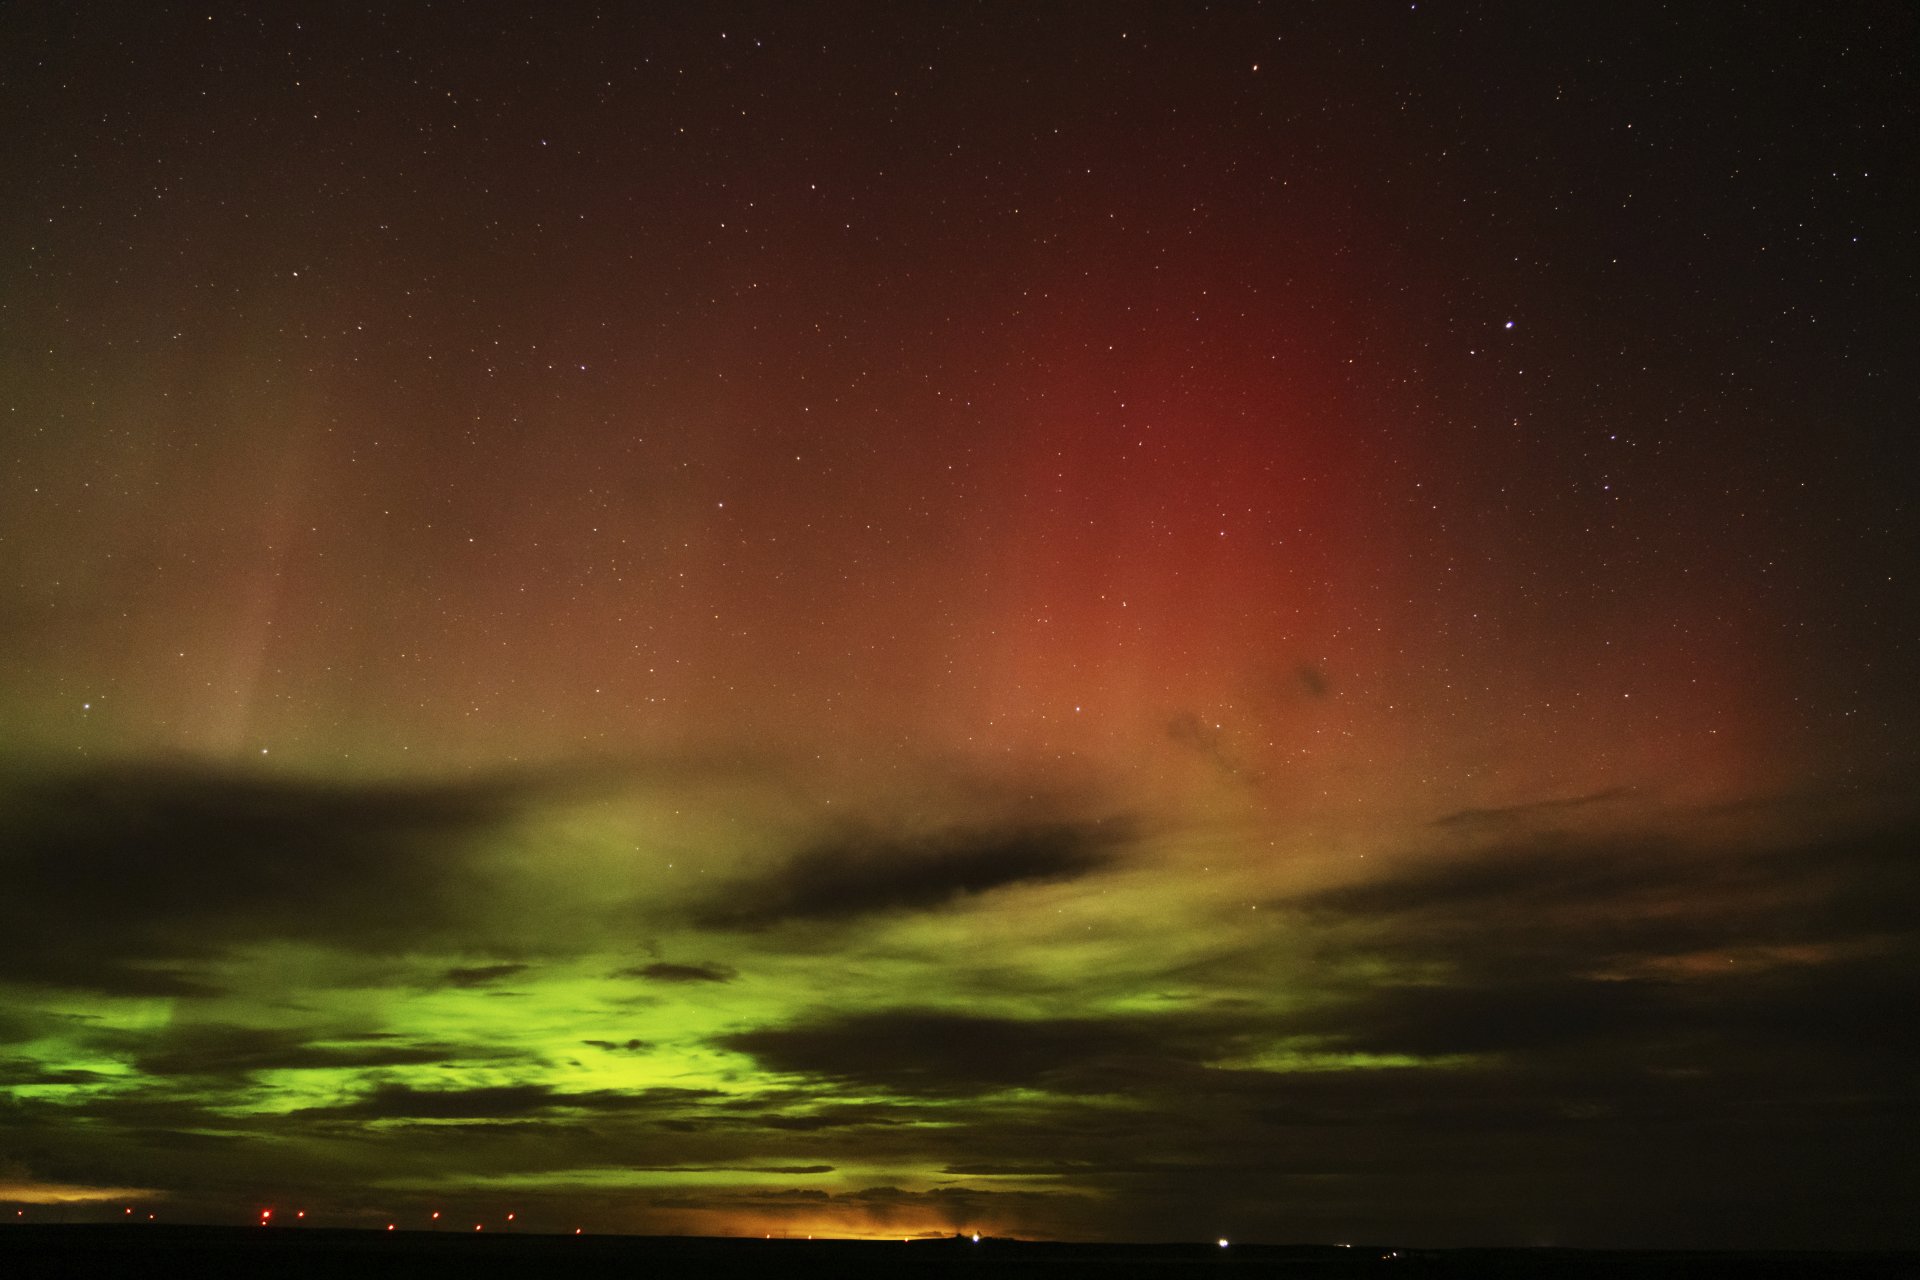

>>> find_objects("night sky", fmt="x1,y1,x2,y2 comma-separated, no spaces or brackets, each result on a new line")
3,1,1917,1249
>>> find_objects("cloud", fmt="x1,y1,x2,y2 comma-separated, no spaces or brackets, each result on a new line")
1293,831,1683,924
0,1060,115,1087
1296,664,1330,698
1165,712,1258,783
0,1010,44,1046
124,1024,463,1079
719,1009,1232,1098
1432,786,1636,830
1285,976,1675,1057
618,961,736,983
582,1038,652,1053
438,963,533,988
691,821,1125,930
726,1102,910,1131
294,1082,722,1120
1293,816,1920,964
1272,808,1920,1062
626,1164,834,1175
0,761,554,994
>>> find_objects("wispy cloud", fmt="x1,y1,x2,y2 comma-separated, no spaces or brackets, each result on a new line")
691,821,1127,930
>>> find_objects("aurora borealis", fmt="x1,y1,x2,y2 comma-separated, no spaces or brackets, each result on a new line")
2,1,1917,1249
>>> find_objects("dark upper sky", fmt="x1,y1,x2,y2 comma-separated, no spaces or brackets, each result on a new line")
1,0,1916,1248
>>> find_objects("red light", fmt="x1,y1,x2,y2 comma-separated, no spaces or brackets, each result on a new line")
387,1224,395,1231
474,1224,483,1232
296,1211,305,1220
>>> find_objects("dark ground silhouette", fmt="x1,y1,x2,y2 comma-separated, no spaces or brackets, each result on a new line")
1,1226,1915,1280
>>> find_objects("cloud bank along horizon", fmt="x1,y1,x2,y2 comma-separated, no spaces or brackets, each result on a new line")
1,2,1915,1248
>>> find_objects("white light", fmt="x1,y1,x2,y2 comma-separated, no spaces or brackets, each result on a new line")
1218,1238,1230,1249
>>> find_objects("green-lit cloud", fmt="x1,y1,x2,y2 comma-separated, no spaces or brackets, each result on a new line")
1,757,1916,1245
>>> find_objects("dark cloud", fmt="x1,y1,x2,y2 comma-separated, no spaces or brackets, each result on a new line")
720,1009,1232,1098
618,961,736,983
583,1038,652,1053
1287,977,1677,1057
0,957,218,1000
1294,831,1685,923
1694,947,1920,1058
1293,817,1920,965
0,1060,114,1087
124,1024,460,1079
1272,810,1920,1063
730,1103,910,1131
0,762,551,993
627,1163,834,1175
940,1156,1351,1177
1165,711,1258,783
4,1089,264,1141
692,821,1124,930
438,963,532,988
1433,786,1636,830
294,1082,721,1120
1296,664,1330,698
